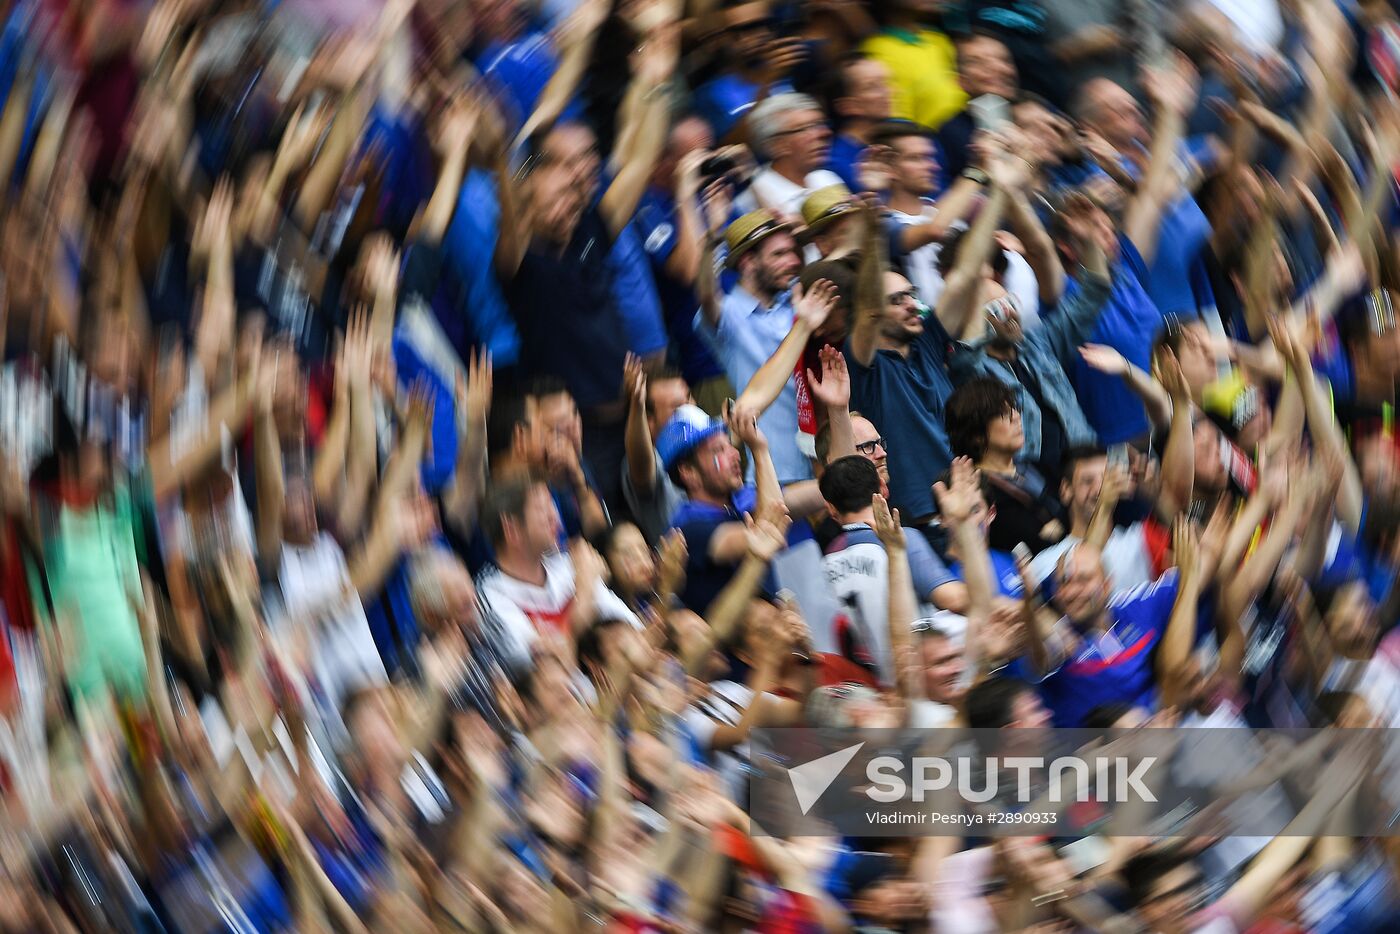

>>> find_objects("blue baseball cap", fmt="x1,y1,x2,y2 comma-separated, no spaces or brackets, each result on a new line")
656,405,727,472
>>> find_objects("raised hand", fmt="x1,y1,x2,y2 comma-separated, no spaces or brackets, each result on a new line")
191,176,235,265
855,145,894,194
1153,347,1191,403
702,178,733,238
656,530,688,596
676,149,709,201
794,278,838,330
1143,51,1200,118
1171,514,1197,575
743,511,791,562
806,345,850,409
433,92,481,159
933,456,981,528
363,235,401,308
1079,343,1131,376
276,101,330,175
623,352,646,411
871,493,903,551
457,347,493,426
725,399,768,452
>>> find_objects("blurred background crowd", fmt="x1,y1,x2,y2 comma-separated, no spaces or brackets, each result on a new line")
4,0,1400,929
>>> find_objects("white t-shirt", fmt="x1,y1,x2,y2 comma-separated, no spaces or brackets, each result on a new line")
888,205,1041,331
685,680,757,799
743,167,845,219
476,551,640,667
1029,523,1154,594
822,527,939,684
277,534,387,733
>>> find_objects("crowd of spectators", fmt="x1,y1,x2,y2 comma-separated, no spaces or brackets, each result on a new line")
3,0,1400,929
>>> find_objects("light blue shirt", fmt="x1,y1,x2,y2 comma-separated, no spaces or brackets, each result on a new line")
696,286,814,485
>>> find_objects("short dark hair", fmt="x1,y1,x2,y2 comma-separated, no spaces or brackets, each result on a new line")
822,52,876,121
481,474,542,546
1121,848,1196,909
643,367,686,418
529,375,573,402
820,456,882,514
946,378,1019,460
487,393,532,462
801,257,858,319
816,409,870,464
936,227,1010,279
964,676,1033,729
1061,445,1109,482
870,118,929,148
577,617,629,681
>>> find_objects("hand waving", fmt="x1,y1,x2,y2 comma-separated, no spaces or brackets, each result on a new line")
806,345,850,409
933,457,981,528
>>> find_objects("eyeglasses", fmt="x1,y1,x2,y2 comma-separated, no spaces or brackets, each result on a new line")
886,288,919,306
855,437,887,456
774,121,827,138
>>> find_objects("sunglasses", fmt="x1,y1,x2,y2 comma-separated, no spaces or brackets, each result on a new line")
855,437,888,456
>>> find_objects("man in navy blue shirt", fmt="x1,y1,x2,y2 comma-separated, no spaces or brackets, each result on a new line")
496,36,678,506
661,402,826,612
845,151,1018,523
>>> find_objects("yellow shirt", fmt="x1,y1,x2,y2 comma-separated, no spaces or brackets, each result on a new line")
861,27,968,131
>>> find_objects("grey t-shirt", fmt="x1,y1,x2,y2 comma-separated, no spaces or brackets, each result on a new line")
622,454,686,543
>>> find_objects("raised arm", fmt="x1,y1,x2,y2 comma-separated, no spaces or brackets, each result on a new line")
696,182,731,329
516,0,610,145
252,353,285,571
685,514,790,676
896,175,983,253
1271,314,1363,533
337,309,379,537
598,22,679,239
848,204,886,367
936,458,996,673
1078,344,1173,432
191,179,237,389
1159,510,1223,708
996,142,1066,305
727,403,783,518
935,174,1007,340
443,350,493,535
1122,55,1198,265
622,355,658,497
873,494,917,699
416,94,479,247
1154,351,1195,522
734,280,837,414
665,150,712,286
1220,460,1308,627
809,346,855,461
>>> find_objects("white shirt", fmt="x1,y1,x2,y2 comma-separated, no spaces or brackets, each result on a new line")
1205,0,1283,56
476,551,640,667
1029,523,1154,594
887,205,1041,330
277,534,387,741
685,680,758,799
742,167,844,219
